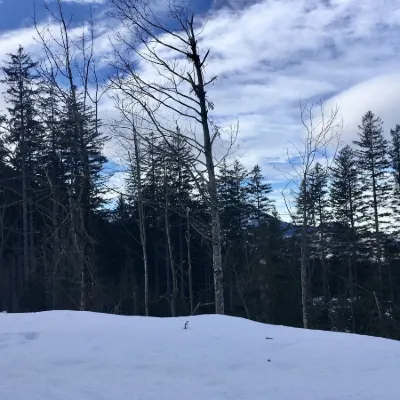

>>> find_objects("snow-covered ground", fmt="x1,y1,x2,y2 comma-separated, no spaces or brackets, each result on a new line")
0,311,398,399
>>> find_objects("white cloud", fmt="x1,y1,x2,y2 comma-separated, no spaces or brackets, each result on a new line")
191,0,400,184
103,0,400,217
2,0,400,218
325,73,400,143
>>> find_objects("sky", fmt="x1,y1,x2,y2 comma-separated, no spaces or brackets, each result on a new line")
1,0,400,218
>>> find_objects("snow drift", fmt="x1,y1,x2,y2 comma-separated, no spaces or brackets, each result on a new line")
0,311,398,399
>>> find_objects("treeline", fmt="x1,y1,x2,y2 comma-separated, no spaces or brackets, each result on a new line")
0,0,399,340
294,111,400,338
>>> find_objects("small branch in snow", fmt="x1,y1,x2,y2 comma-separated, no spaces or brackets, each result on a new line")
184,321,189,330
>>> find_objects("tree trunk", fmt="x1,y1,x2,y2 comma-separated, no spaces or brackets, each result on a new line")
186,208,193,314
164,167,177,317
301,179,310,329
189,25,224,314
19,76,29,283
22,166,29,282
132,125,149,316
372,175,383,295
179,219,184,301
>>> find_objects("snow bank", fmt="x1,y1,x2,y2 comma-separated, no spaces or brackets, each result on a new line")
0,311,398,399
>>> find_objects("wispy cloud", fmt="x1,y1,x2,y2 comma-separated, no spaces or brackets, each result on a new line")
102,0,400,216
1,0,400,218
197,0,400,165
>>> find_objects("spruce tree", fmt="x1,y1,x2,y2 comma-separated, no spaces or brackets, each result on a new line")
353,111,391,299
218,159,249,243
58,93,107,309
390,124,400,187
217,159,249,312
1,46,43,281
247,164,273,226
390,125,400,234
330,145,363,332
309,163,330,306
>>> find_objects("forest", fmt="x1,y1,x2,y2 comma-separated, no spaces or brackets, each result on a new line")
0,0,399,341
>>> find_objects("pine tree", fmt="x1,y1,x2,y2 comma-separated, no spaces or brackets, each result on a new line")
390,125,400,187
58,92,107,309
218,159,249,243
60,95,107,211
217,159,249,312
353,111,391,299
330,145,363,332
390,125,400,234
247,164,274,226
1,46,43,282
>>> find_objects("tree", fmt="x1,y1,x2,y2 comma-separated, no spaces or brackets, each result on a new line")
390,124,400,187
35,0,108,310
283,102,341,328
309,163,330,308
330,145,363,331
247,164,273,226
353,111,391,299
217,159,249,312
390,125,400,235
1,46,43,283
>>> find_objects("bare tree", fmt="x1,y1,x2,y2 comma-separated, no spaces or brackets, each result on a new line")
163,162,177,316
109,93,151,316
281,101,341,328
108,0,237,314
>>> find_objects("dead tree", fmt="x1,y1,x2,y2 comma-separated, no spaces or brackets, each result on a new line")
109,0,237,314
113,100,151,316
164,163,177,316
281,101,341,328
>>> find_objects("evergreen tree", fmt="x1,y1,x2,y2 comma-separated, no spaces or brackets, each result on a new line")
217,159,249,312
390,124,400,187
1,46,44,282
218,159,249,243
330,145,363,332
353,111,391,299
390,125,400,234
247,164,274,226
309,163,330,307
60,95,107,211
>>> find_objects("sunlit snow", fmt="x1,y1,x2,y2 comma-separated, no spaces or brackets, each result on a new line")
0,311,398,399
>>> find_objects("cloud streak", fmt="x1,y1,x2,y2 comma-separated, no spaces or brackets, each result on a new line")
1,0,400,218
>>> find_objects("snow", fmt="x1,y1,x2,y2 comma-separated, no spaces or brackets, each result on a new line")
0,311,399,399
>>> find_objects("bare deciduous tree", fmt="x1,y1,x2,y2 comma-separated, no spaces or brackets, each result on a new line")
281,101,342,328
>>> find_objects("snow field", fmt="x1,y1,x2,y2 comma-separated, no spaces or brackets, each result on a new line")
0,311,399,399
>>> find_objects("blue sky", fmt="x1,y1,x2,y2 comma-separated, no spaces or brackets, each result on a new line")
1,0,400,217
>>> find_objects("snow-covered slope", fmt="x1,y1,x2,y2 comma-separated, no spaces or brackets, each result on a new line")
0,311,398,399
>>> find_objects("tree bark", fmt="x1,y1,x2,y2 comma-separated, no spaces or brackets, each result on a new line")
164,167,177,317
186,208,194,314
301,178,310,329
188,23,224,314
132,124,149,316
